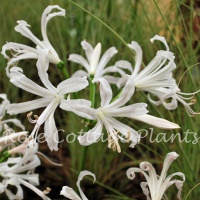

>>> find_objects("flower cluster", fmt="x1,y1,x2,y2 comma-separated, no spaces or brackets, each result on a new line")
1,4,197,200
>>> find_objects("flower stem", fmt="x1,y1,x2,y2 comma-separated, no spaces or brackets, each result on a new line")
57,61,69,79
79,75,96,172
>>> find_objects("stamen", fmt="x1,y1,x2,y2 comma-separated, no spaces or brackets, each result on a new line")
108,132,121,153
43,187,51,195
126,131,130,142
27,111,39,123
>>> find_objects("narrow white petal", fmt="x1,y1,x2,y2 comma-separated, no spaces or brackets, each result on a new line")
128,41,142,77
107,103,148,118
15,20,45,48
60,98,95,120
108,76,135,109
95,47,118,76
41,5,65,51
36,96,60,128
10,67,53,97
115,60,133,73
78,120,103,146
131,114,180,129
96,78,112,107
68,54,90,72
36,50,57,91
44,105,59,151
81,40,94,63
19,179,50,200
90,43,101,73
6,98,51,115
150,35,169,51
57,76,88,95
60,186,82,200
77,170,96,200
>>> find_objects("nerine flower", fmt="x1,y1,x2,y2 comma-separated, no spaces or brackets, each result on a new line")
6,52,89,151
77,78,180,153
69,40,121,83
126,152,185,200
116,35,200,116
0,140,50,200
60,170,96,200
1,5,65,76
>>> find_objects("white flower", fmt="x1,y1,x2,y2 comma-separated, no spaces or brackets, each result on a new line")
116,35,200,116
1,5,65,76
60,170,96,200
78,78,180,153
126,152,185,200
0,140,50,200
6,52,89,151
68,40,120,83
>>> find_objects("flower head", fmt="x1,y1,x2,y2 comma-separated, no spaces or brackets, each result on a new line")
69,40,119,83
0,139,50,200
6,51,89,151
77,78,179,153
1,5,65,76
126,152,185,200
116,35,200,116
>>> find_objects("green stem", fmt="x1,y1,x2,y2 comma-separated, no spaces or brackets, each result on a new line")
79,74,96,172
57,61,69,79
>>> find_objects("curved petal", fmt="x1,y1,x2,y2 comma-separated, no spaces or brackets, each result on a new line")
68,54,90,72
57,76,88,95
60,186,81,200
126,167,142,180
81,40,94,63
77,170,96,200
95,78,112,107
78,120,103,146
115,60,133,73
128,41,142,77
9,67,53,97
19,179,51,200
36,50,57,92
41,5,65,50
108,76,135,109
44,104,59,151
150,35,169,51
131,114,180,129
15,20,44,48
